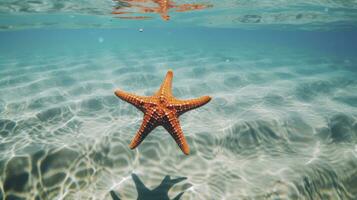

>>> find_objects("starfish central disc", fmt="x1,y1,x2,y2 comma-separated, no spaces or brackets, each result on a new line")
115,70,211,155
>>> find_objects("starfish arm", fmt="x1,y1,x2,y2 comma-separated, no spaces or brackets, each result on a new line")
171,96,211,115
129,109,158,149
114,89,150,112
163,112,190,155
156,70,173,97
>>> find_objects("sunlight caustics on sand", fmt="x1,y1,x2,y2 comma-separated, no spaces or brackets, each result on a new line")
0,29,356,199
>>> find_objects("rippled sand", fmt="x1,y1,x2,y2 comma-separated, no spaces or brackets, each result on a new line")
0,30,357,199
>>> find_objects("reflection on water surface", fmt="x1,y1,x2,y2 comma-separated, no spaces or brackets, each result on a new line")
112,0,212,20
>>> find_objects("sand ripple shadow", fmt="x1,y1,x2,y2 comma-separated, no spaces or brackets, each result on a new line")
292,162,357,200
217,118,313,155
317,113,357,143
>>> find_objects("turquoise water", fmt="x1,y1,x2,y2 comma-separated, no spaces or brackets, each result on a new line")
1,1,357,200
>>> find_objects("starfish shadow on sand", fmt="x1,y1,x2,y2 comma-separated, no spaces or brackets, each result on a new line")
110,173,187,200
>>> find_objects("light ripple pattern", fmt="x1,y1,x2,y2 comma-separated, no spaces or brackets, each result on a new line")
0,29,357,200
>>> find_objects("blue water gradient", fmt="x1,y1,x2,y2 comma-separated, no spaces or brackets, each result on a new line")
0,28,357,199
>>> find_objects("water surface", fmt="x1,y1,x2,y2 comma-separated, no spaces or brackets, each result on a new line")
0,1,357,200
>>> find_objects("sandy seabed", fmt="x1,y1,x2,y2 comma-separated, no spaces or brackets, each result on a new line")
0,45,357,199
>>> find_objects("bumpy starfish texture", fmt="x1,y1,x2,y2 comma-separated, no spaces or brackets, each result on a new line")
115,70,211,155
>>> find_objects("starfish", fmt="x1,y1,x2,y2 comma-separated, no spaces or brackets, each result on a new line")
114,70,211,155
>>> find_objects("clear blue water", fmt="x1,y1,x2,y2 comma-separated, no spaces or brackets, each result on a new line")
1,1,357,200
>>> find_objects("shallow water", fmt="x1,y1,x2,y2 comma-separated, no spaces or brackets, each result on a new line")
1,0,357,30
1,1,357,200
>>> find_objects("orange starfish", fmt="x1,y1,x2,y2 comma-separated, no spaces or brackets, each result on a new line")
114,70,211,155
